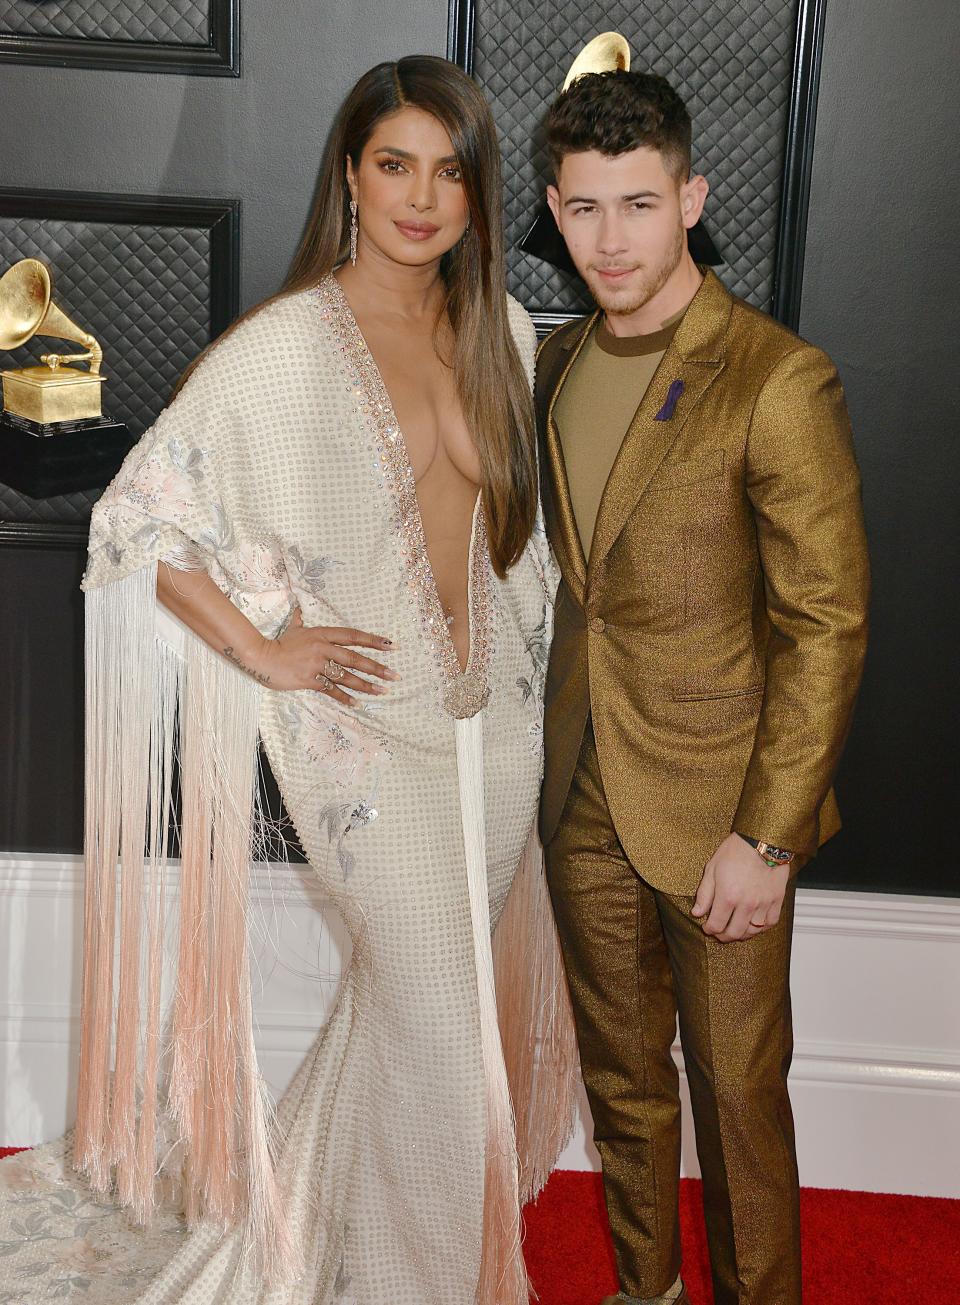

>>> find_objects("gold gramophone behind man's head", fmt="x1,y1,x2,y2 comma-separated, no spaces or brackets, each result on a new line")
0,258,104,425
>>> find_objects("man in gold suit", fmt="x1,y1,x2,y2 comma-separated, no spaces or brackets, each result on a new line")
536,67,869,1305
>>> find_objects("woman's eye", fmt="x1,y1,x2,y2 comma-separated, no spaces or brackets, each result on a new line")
439,166,462,181
380,159,406,174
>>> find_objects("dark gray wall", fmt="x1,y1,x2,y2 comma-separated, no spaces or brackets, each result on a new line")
1,0,446,311
797,0,960,894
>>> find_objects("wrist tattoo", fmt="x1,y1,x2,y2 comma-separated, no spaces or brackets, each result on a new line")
222,645,271,687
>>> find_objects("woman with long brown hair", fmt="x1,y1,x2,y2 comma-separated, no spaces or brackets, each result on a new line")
0,55,577,1305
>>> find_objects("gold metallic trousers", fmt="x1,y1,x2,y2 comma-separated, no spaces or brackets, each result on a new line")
545,724,802,1304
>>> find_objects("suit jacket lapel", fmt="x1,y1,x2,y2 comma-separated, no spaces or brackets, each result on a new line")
589,270,733,571
542,310,599,602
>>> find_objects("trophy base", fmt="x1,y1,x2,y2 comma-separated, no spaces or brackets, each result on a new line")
0,411,134,499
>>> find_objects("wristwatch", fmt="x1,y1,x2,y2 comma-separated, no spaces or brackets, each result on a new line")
737,833,794,869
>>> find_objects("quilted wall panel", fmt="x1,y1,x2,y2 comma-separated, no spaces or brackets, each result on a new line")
470,0,799,316
0,196,237,526
0,0,209,45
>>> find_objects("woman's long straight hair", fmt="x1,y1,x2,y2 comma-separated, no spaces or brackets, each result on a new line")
178,57,538,576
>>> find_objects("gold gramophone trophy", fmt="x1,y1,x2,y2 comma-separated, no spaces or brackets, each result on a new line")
0,258,132,498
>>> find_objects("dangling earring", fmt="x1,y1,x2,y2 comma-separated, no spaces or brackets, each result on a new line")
349,200,358,266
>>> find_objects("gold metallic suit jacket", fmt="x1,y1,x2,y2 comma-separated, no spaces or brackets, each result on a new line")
537,270,870,894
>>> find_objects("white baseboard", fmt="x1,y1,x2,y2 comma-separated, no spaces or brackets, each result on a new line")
1,853,958,1197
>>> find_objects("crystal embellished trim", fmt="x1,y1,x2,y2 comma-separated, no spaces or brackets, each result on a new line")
312,276,493,720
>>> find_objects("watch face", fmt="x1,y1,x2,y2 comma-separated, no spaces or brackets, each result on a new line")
758,842,793,864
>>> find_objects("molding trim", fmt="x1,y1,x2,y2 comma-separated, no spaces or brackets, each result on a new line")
445,0,474,71
4,1006,956,1095
0,522,88,549
532,312,577,341
0,187,241,326
780,1040,960,1093
772,0,829,328
792,888,960,943
3,854,960,934
0,853,326,906
0,0,239,77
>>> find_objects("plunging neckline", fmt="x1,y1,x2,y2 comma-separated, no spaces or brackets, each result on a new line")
317,275,493,719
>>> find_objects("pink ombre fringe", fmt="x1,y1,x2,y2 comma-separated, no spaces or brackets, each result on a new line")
493,823,579,1208
74,566,299,1282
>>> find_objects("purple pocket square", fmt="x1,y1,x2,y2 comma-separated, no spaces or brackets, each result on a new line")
654,378,685,421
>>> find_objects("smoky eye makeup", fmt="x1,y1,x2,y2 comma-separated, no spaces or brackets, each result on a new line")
371,148,461,179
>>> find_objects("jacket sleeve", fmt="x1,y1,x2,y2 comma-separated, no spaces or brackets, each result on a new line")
732,344,870,854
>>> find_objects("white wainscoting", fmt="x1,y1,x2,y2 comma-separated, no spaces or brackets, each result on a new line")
1,853,958,1197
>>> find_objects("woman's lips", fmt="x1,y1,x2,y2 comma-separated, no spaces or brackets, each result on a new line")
395,221,440,241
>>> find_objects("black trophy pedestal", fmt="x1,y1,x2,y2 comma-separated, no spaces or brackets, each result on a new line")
0,411,134,498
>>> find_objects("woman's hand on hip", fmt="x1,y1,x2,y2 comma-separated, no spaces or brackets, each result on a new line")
257,607,399,705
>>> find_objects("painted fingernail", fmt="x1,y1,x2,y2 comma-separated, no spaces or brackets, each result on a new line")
385,670,401,681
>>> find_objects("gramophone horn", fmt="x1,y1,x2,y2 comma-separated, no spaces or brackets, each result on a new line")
0,259,52,350
563,32,630,90
0,257,101,373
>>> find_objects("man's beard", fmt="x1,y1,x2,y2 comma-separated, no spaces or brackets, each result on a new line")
585,221,685,317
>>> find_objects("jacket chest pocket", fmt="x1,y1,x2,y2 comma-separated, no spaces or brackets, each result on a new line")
603,450,728,629
638,449,728,537
645,447,724,494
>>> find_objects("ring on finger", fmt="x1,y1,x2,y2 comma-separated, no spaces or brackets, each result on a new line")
326,659,346,682
315,673,333,690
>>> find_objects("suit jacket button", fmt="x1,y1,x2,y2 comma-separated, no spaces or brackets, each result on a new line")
589,616,605,633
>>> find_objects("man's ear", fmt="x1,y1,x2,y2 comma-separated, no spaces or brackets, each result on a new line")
546,184,562,230
680,174,709,230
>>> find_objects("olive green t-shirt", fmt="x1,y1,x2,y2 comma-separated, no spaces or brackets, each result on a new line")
555,315,679,558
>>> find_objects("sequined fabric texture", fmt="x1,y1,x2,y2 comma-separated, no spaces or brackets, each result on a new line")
314,277,494,720
0,284,557,1304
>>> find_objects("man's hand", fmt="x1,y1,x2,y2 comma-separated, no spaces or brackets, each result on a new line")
691,833,790,942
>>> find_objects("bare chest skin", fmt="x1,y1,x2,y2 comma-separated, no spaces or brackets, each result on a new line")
360,315,481,671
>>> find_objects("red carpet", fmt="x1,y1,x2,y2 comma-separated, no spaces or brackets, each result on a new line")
3,1151,957,1301
522,1172,960,1303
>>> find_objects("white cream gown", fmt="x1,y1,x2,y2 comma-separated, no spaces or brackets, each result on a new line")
0,278,575,1304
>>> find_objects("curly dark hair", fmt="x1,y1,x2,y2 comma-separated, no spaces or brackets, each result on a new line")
546,69,692,181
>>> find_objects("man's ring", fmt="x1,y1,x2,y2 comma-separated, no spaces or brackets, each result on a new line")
326,660,346,682
315,673,333,690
